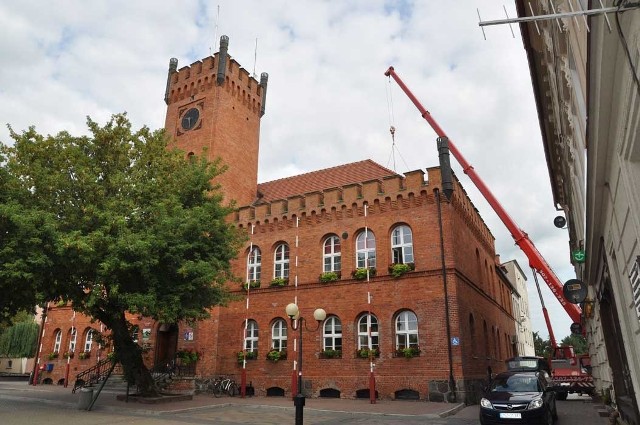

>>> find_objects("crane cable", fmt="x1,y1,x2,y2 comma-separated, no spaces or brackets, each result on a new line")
385,77,411,173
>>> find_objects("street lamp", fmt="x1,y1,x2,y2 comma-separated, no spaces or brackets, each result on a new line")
285,303,326,425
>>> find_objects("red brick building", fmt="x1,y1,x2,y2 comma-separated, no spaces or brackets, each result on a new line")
37,37,517,403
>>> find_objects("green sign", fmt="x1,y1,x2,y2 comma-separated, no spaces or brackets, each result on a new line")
572,250,586,263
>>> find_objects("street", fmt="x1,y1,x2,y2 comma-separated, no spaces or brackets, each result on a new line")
0,380,611,425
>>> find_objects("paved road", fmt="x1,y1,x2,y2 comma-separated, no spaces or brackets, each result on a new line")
0,380,611,425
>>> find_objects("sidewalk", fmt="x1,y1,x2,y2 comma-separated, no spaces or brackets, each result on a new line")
0,381,469,419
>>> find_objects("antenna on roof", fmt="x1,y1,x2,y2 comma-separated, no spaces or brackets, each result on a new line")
213,5,221,52
476,1,638,38
253,38,258,79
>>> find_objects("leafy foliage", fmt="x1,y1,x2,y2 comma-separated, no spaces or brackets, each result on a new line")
533,331,552,358
0,320,38,358
1,114,244,395
560,334,588,354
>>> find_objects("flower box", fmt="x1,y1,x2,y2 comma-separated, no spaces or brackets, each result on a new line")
320,349,342,359
242,280,261,290
356,347,379,358
269,278,288,287
388,263,415,278
266,349,287,362
352,267,376,280
78,351,91,360
395,347,421,358
319,272,340,283
237,350,258,364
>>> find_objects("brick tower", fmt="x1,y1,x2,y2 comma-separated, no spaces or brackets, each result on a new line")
163,35,268,206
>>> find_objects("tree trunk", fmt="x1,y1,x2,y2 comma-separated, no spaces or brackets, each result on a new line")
106,311,160,397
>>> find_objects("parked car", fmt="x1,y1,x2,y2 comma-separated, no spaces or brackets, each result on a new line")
480,370,557,425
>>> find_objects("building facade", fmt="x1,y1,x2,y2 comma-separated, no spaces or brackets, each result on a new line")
36,37,519,403
517,1,640,423
503,259,535,356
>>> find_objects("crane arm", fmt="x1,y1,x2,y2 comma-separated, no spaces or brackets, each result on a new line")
385,66,581,325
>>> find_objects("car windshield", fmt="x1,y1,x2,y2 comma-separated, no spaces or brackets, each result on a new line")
491,375,540,392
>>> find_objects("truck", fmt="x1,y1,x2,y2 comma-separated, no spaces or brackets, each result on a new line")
385,67,594,400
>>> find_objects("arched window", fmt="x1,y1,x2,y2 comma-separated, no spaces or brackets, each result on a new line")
355,231,376,269
83,329,95,352
357,314,379,349
274,243,289,279
271,319,287,351
323,236,341,272
469,314,476,355
68,327,77,353
244,320,259,352
323,316,342,351
53,329,62,353
247,246,261,282
391,225,414,264
395,311,419,349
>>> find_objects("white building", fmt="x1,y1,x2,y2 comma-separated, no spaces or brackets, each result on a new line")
503,260,535,356
516,1,640,423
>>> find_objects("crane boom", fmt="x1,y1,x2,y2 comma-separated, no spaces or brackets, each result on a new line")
385,66,581,325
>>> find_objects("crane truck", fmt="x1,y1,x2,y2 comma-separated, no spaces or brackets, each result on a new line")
385,67,594,399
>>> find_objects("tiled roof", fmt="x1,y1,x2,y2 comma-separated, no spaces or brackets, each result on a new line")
256,159,398,203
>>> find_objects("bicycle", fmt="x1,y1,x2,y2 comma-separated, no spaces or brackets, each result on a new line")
208,376,239,397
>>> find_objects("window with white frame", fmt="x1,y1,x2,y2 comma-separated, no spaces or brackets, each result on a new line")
391,225,414,264
356,231,376,269
357,314,379,349
323,316,342,351
271,319,287,351
274,243,289,279
84,329,94,352
244,320,259,352
395,311,419,349
53,329,62,353
69,328,77,352
323,236,341,272
247,246,261,282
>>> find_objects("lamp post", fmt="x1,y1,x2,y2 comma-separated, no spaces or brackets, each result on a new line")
285,303,326,425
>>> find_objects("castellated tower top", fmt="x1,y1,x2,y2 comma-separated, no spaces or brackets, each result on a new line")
163,35,269,207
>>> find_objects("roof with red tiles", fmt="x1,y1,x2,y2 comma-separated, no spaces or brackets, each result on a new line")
256,159,398,203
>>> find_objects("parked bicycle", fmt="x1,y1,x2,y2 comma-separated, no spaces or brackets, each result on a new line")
207,376,239,397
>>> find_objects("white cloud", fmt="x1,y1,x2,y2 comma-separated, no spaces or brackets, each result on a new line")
0,0,577,341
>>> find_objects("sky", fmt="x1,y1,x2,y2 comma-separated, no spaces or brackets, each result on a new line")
0,1,578,342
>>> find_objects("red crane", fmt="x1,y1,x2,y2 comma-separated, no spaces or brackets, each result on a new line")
385,67,582,333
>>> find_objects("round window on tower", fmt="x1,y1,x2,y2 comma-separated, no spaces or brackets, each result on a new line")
181,108,200,131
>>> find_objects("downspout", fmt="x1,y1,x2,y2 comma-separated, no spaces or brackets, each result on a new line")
435,187,456,402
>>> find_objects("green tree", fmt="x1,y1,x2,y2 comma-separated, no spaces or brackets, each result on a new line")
1,114,243,395
0,318,38,358
560,334,588,354
533,331,552,357
0,150,55,325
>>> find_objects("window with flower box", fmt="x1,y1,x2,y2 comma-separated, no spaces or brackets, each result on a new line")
274,243,289,279
323,235,341,273
244,320,259,352
356,231,376,269
247,246,261,283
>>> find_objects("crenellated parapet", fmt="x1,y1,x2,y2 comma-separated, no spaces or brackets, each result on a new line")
165,36,268,116
235,166,495,249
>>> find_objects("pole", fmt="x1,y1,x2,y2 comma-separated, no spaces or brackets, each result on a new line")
293,320,305,425
436,188,456,402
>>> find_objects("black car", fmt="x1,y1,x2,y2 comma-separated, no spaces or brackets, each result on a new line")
480,370,557,425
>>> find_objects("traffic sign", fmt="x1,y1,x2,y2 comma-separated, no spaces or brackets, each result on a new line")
572,250,586,263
